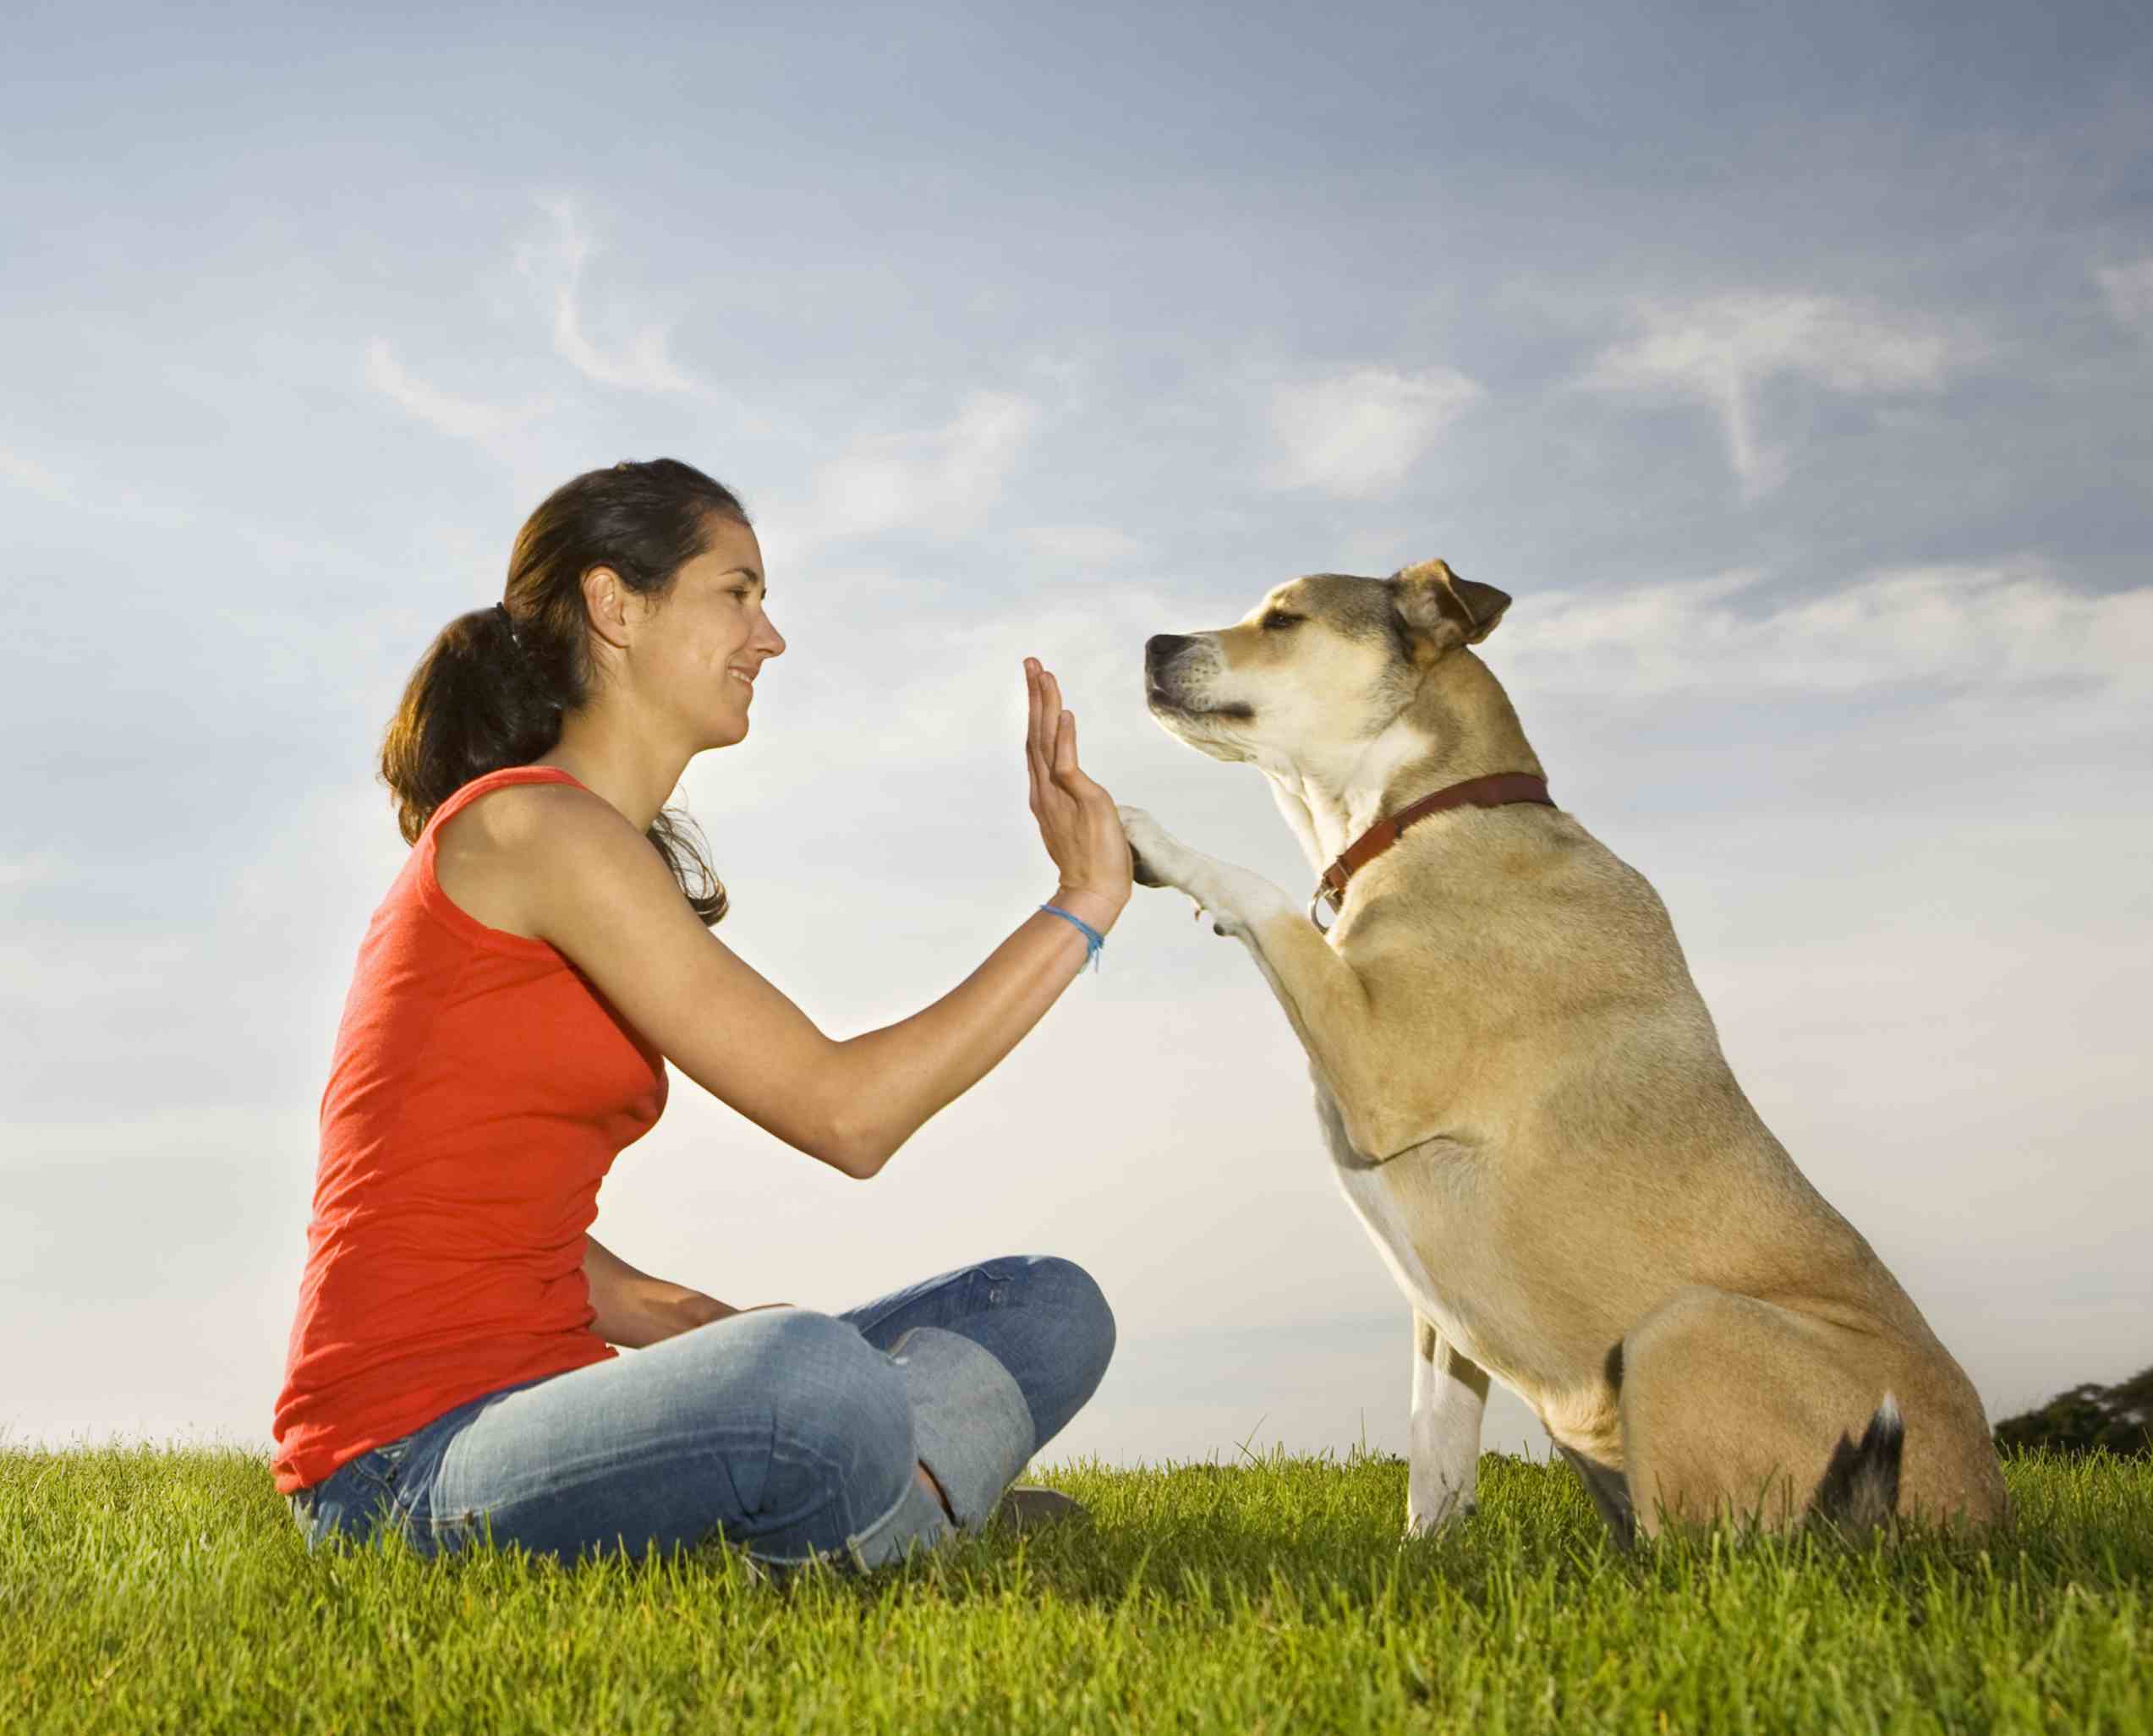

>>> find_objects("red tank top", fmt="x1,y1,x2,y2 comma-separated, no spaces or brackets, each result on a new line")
270,764,669,1494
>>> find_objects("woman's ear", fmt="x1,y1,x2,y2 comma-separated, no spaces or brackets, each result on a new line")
1392,558,1511,658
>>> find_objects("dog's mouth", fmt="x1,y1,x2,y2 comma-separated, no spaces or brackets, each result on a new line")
1146,682,1253,722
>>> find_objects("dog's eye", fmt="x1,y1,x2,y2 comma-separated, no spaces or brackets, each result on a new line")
1260,611,1301,632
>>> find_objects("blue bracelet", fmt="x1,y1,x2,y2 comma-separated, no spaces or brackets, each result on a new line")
1038,903,1105,972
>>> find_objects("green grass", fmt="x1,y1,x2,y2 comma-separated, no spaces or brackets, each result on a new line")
4,1444,2148,1734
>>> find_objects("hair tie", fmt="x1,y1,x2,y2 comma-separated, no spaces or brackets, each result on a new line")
493,600,519,644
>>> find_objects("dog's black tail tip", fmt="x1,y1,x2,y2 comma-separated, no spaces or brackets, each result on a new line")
1810,1392,1904,1530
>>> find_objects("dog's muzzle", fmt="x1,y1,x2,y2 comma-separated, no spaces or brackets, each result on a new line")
1144,633,1252,720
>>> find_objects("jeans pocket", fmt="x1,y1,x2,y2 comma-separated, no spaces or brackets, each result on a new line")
352,1433,418,1503
298,1433,420,1547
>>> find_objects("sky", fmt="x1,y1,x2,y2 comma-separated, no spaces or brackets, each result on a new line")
5,0,2150,1478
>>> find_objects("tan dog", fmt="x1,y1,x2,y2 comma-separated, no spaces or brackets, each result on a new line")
1120,559,2008,1542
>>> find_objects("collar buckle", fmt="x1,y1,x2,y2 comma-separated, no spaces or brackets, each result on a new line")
1308,863,1348,931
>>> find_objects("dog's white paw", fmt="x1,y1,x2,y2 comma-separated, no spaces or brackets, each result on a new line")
1117,806,1251,937
1117,805,1196,893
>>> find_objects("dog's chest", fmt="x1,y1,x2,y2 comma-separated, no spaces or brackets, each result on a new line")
1311,1083,1491,1367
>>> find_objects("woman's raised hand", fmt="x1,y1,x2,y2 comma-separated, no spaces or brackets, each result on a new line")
1024,657,1131,925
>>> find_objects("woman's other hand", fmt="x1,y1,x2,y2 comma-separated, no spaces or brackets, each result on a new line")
1024,657,1131,928
673,1295,792,1335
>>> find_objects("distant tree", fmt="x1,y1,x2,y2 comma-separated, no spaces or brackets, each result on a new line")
1993,1362,2152,1457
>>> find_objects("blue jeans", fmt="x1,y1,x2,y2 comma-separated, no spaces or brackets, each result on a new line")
284,1253,1114,1570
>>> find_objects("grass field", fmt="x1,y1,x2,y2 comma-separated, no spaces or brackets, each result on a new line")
4,1443,2148,1733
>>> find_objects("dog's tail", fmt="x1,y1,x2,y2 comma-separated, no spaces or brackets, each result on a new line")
1807,1393,1904,1530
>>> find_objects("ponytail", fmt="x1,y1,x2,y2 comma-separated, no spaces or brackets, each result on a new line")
377,457,745,926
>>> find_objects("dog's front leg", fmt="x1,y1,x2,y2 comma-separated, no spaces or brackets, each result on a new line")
1408,1315,1489,1536
1120,805,1428,1159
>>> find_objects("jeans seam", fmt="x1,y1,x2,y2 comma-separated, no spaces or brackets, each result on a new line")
424,1424,785,1535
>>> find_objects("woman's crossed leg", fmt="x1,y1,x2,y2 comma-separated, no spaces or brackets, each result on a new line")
289,1254,1114,1571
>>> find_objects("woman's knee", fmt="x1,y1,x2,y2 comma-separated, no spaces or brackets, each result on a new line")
749,1311,916,1510
1023,1256,1116,1386
983,1255,1115,1447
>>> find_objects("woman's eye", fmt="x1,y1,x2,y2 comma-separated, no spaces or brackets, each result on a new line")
1261,612,1300,631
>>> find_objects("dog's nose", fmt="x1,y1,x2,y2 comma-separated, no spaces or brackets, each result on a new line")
1146,633,1194,671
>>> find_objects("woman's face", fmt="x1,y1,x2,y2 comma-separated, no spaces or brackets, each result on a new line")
658,515,786,749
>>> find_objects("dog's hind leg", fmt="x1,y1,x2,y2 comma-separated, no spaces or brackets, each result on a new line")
1406,1314,1488,1536
1615,1286,1895,1538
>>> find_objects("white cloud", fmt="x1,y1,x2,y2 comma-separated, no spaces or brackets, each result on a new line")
808,391,1044,539
1264,365,1483,499
1578,293,1969,498
514,195,699,394
1503,559,2153,707
363,338,551,447
2095,258,2153,335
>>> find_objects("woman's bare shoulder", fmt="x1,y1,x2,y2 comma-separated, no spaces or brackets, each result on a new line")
433,779,636,943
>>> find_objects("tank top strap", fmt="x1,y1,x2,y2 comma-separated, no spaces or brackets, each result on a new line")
425,764,588,836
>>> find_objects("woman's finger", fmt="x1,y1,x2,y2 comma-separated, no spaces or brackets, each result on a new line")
1033,659,1050,775
1053,706,1078,779
1025,660,1051,797
1033,665,1059,781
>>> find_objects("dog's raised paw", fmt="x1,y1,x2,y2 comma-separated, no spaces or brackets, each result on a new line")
1117,805,1181,889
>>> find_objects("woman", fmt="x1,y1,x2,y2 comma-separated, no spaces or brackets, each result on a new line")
271,457,1130,1571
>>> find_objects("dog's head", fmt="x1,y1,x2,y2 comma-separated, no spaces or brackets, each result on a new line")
1142,558,1511,767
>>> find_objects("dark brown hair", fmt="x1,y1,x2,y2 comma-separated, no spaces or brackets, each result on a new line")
379,457,748,926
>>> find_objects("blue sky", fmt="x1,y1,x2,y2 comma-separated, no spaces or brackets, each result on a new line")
5,1,2149,1469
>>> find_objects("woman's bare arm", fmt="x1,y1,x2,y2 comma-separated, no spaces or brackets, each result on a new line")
524,660,1131,1179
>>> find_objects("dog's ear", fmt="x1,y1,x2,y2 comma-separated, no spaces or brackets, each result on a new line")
1393,558,1510,659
